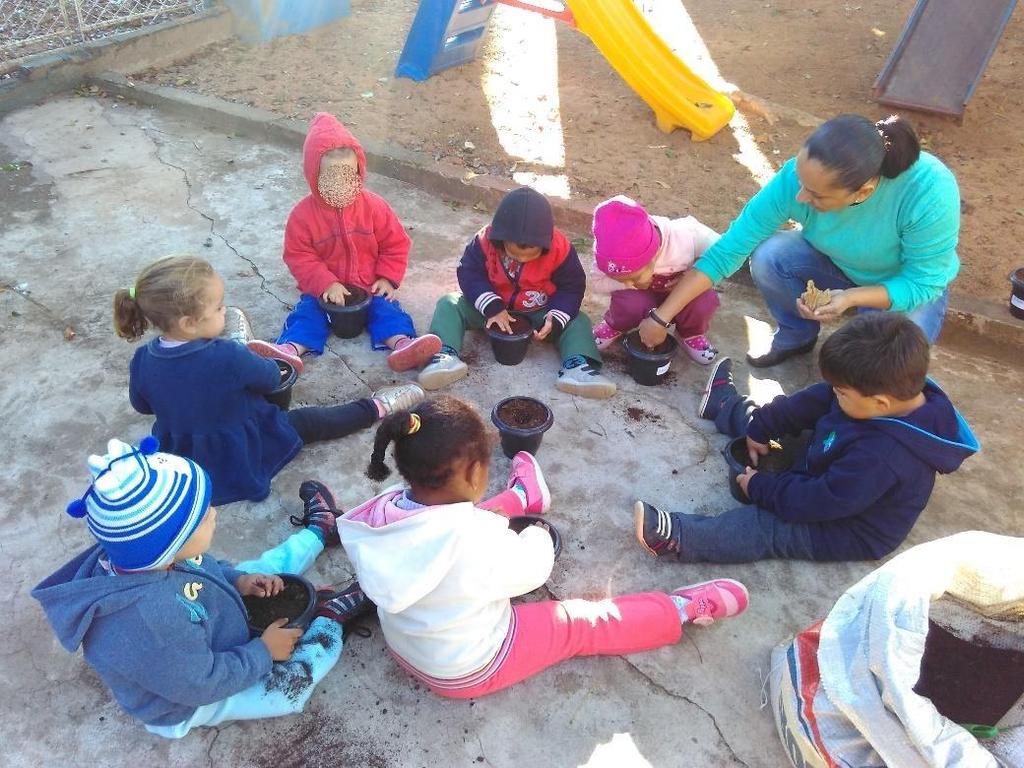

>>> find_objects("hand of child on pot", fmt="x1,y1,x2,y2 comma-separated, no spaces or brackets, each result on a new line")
736,466,758,497
485,309,515,334
261,618,302,661
371,278,397,300
746,436,769,466
533,313,556,340
323,282,350,306
638,316,669,349
796,289,850,322
236,573,284,598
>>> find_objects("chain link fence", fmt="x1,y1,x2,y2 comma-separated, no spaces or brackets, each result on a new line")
1,0,208,66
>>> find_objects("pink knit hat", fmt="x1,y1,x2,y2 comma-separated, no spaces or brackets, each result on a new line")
592,195,659,276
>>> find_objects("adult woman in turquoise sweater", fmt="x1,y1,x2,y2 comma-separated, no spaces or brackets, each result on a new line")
637,114,961,366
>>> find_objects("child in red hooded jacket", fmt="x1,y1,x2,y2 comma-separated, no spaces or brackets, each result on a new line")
248,113,441,373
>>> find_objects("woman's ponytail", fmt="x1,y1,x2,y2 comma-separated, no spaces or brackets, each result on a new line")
113,286,149,341
876,114,921,178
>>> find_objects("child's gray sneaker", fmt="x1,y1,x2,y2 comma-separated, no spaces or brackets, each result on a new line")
418,351,468,391
556,356,617,399
372,383,425,416
222,306,254,345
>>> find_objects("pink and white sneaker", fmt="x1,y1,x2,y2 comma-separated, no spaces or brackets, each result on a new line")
680,334,718,365
672,579,749,626
593,320,624,352
247,340,304,374
387,334,443,372
508,451,551,515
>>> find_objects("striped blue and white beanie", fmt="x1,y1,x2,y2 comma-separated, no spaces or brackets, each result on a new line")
66,437,212,571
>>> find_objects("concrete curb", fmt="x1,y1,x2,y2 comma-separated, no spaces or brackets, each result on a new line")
0,7,232,116
17,69,1024,358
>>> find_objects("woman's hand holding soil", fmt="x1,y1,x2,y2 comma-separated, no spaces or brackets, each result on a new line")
236,573,284,598
261,618,302,661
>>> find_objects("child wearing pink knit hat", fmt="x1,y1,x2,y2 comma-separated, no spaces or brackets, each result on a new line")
591,196,722,364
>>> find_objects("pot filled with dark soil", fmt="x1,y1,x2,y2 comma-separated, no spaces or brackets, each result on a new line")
319,285,372,338
264,359,298,410
485,314,533,365
722,436,796,503
623,330,678,386
1010,268,1024,321
491,396,554,458
914,618,1024,726
242,573,317,637
508,515,562,559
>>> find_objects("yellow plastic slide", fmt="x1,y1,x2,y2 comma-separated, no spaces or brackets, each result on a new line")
564,0,734,141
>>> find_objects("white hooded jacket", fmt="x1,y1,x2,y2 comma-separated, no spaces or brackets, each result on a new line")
338,490,555,679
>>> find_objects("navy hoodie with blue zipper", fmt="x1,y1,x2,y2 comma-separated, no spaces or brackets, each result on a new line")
32,546,271,726
744,380,978,561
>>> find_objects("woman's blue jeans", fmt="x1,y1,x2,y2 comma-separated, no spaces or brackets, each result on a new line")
749,231,949,350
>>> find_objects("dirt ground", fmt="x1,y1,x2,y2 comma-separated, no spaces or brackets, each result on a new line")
137,0,1024,306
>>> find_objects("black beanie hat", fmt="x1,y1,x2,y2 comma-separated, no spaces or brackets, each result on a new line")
489,187,553,250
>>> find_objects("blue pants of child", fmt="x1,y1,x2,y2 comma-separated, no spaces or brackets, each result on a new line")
749,231,949,351
277,294,416,353
668,395,818,563
145,530,342,738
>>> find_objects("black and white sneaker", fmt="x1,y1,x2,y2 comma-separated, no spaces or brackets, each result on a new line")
556,356,617,399
634,500,680,557
315,582,375,630
291,480,340,547
697,357,737,421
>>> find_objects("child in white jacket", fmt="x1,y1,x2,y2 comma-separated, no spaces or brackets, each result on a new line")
338,396,749,698
591,195,722,364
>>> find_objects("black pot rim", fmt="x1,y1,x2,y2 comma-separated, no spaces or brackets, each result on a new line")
491,396,554,436
245,573,317,634
1011,267,1024,289
722,436,749,472
485,315,533,342
268,359,298,395
507,515,562,558
623,330,678,360
318,286,372,313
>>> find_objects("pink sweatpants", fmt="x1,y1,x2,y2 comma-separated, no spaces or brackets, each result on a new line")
398,593,682,699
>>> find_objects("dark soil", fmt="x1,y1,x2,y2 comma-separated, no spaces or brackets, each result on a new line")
730,438,794,473
342,285,368,304
914,620,1024,726
626,406,663,425
265,659,314,703
489,315,532,336
496,397,549,429
625,330,674,355
243,579,312,630
276,360,291,381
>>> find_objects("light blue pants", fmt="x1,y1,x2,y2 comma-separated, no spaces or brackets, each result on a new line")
145,530,343,739
749,231,949,349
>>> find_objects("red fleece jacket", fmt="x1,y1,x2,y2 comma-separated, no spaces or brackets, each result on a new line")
282,113,411,297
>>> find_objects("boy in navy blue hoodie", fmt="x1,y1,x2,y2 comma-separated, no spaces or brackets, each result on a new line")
418,186,616,398
634,313,978,562
32,438,369,737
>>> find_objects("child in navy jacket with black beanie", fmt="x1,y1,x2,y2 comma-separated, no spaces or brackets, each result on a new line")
635,312,978,563
418,186,616,399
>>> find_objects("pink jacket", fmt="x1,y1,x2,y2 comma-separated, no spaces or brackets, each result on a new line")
282,113,412,297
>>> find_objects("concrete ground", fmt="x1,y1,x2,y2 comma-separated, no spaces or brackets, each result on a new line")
1,97,1020,768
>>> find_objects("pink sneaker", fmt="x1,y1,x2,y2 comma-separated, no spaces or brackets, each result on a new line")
247,340,304,374
672,579,749,626
680,334,718,365
508,451,551,515
593,320,624,352
387,334,442,372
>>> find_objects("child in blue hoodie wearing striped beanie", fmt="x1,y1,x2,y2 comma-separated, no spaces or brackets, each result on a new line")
32,437,369,738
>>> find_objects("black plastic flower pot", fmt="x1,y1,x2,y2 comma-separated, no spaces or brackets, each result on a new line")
722,436,797,504
1010,268,1024,321
507,515,562,559
319,285,372,339
486,314,533,365
264,359,297,410
623,330,678,386
491,396,554,459
242,573,317,638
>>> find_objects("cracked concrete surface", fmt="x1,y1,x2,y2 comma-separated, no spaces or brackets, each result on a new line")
1,97,1021,767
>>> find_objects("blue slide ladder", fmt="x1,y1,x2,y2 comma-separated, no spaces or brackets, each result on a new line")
395,0,498,81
